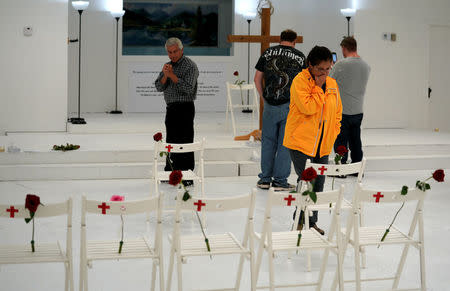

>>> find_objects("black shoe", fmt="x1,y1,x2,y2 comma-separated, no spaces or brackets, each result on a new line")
348,173,363,178
310,223,325,235
257,180,271,189
271,182,296,191
182,180,194,187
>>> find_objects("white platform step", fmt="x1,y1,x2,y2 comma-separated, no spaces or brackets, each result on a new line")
0,161,240,181
0,148,256,165
1,154,450,181
2,118,450,181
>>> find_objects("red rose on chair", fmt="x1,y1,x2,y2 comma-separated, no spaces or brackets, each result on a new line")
301,167,318,182
25,194,41,213
25,194,43,253
153,132,163,142
336,146,348,157
432,169,445,182
169,170,183,186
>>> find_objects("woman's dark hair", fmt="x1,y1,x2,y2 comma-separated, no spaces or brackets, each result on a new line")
306,46,333,66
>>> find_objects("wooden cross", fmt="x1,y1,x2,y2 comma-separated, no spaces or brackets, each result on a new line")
227,8,303,140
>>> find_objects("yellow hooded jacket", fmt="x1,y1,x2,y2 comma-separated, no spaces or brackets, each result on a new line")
283,69,342,157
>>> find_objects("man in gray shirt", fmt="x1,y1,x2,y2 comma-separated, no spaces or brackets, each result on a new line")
330,36,370,166
155,37,199,184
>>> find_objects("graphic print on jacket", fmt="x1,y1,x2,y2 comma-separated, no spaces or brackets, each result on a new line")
255,45,306,105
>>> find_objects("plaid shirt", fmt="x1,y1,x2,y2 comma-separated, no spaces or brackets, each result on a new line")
154,56,199,104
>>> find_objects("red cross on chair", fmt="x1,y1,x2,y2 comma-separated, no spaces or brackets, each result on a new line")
6,206,19,218
165,145,173,153
284,195,296,206
194,200,206,211
98,202,110,214
373,192,384,203
318,166,328,175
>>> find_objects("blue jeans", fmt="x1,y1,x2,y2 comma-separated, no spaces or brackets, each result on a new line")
258,102,291,185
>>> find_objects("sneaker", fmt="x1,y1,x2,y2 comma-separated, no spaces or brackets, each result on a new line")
257,180,271,189
271,182,296,191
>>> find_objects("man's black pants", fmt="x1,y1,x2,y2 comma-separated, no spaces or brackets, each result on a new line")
164,101,195,171
334,113,364,164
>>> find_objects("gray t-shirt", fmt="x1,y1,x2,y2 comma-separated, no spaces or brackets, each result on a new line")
330,57,370,115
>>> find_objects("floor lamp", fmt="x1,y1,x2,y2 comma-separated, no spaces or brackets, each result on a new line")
110,10,125,114
70,1,89,124
242,12,256,113
340,8,356,37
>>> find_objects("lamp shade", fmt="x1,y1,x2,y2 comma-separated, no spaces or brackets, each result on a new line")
110,10,125,18
243,11,257,20
72,1,89,11
340,8,356,17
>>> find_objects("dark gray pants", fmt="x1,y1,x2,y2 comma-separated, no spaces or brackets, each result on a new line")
289,149,328,225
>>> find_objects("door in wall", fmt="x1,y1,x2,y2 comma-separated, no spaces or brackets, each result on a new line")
428,25,450,132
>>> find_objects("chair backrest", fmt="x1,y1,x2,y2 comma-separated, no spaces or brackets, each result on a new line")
263,186,344,241
353,183,426,206
154,138,205,156
1,199,72,220
1,197,73,256
81,194,163,253
265,186,344,217
81,195,162,221
350,183,427,247
226,81,257,91
175,191,256,216
172,190,256,241
305,158,366,182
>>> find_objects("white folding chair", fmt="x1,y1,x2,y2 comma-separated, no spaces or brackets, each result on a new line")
254,186,345,290
79,194,164,291
331,183,427,291
226,82,259,136
294,158,367,270
153,138,206,225
166,190,257,291
0,198,74,291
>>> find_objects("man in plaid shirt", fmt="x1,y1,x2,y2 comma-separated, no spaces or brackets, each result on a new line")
155,37,199,185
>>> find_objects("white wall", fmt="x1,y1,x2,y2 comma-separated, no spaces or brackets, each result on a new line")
355,0,450,129
66,0,450,130
68,0,351,114
0,0,68,134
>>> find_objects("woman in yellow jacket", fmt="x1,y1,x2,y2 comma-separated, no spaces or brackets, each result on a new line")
283,46,342,234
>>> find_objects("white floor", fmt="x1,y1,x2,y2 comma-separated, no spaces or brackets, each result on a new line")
1,170,449,290
2,112,450,152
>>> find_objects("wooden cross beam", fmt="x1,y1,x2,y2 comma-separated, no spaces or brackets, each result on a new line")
227,8,303,140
